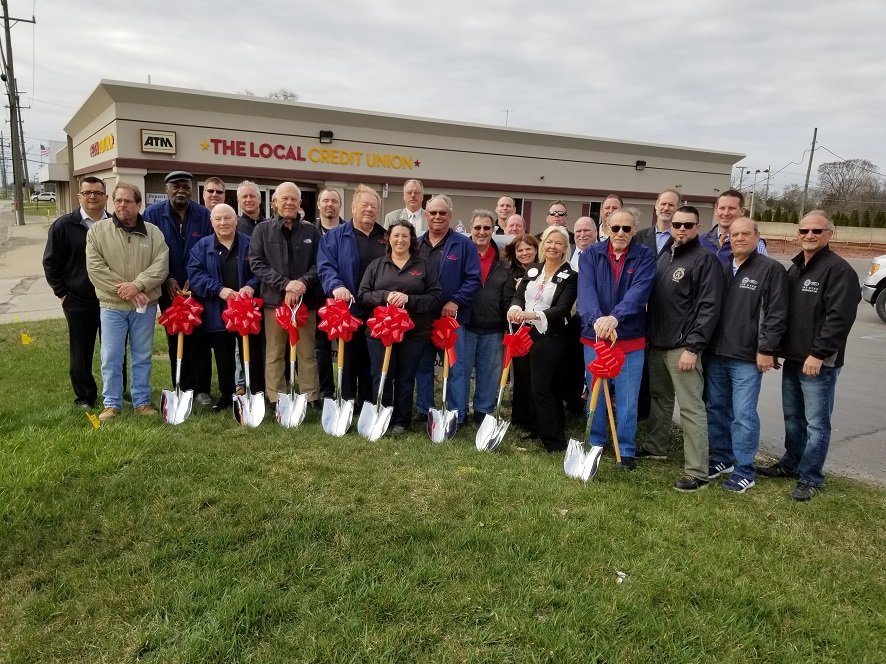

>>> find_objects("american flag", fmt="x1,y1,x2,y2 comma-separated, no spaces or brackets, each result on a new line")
40,144,49,157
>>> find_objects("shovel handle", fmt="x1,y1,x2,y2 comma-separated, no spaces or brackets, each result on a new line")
602,378,621,463
587,376,602,413
336,338,345,369
176,332,185,360
242,335,251,364
381,344,393,375
290,338,297,363
442,350,449,379
499,360,512,388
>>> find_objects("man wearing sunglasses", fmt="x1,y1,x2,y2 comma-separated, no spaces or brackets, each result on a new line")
757,211,860,501
642,205,724,492
536,200,575,253
202,177,227,210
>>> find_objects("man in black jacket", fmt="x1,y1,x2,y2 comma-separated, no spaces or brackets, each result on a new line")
705,219,788,493
641,205,723,492
757,211,860,501
42,176,109,407
249,182,322,406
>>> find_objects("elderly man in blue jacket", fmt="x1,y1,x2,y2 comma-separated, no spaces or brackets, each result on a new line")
144,170,213,403
578,208,655,470
415,195,481,426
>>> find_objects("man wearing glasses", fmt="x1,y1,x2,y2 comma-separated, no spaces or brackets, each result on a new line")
536,200,575,252
384,179,426,234
43,176,110,408
757,211,860,501
86,183,169,421
642,205,723,491
202,177,227,210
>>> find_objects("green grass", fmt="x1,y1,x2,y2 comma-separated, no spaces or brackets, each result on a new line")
1,319,885,663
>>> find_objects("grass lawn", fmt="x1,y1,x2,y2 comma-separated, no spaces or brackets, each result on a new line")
1,319,884,663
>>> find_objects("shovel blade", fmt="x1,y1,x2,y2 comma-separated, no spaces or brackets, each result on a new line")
357,401,392,441
234,392,265,428
367,406,393,442
161,388,192,425
475,414,509,451
322,397,354,437
276,392,308,428
564,438,586,478
427,409,446,444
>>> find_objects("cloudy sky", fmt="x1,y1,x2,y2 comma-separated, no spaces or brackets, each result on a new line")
11,0,886,195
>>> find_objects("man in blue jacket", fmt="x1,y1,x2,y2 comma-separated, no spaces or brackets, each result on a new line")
578,208,655,469
415,195,481,425
144,171,213,403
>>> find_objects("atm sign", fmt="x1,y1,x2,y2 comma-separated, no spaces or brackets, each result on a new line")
141,129,176,154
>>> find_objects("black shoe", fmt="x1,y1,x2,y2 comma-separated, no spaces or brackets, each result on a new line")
473,411,488,426
414,412,428,424
390,425,407,436
636,447,668,460
789,481,820,502
213,397,232,411
308,400,322,411
673,475,709,492
74,399,95,409
617,456,636,471
756,461,798,479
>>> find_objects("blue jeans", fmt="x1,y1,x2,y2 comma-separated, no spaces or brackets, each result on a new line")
100,306,157,409
416,326,465,422
584,344,644,458
458,330,503,419
780,359,840,487
705,355,763,481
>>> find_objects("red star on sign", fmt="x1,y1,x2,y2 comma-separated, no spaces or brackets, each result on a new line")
414,160,420,167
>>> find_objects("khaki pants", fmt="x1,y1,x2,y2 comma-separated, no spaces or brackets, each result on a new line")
263,309,319,403
646,347,709,480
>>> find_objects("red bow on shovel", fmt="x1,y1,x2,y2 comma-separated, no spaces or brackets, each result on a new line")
317,298,364,437
564,339,627,482
317,298,362,342
358,305,415,441
222,293,265,427
158,294,204,425
274,301,310,346
428,317,460,443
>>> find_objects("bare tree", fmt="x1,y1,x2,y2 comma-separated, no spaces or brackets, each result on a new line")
266,88,299,102
816,159,880,210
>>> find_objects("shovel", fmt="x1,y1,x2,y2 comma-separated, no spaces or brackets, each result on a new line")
321,337,354,437
276,302,308,428
564,376,605,481
357,344,394,441
160,331,193,425
427,350,458,443
233,334,265,427
475,356,512,452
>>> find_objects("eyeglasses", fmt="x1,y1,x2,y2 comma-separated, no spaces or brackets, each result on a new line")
547,210,567,217
798,228,826,235
79,190,106,197
427,210,449,216
472,225,492,231
671,221,697,230
205,188,225,195
609,225,633,233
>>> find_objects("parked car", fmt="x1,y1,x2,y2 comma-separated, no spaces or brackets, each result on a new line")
862,254,886,323
30,191,56,202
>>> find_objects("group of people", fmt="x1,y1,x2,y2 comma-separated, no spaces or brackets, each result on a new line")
43,176,859,501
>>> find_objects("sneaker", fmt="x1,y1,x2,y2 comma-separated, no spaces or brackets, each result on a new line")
98,406,121,421
708,462,735,479
756,461,798,479
722,477,755,493
134,404,158,416
789,482,820,502
196,393,213,407
617,456,636,471
636,447,668,460
673,475,709,492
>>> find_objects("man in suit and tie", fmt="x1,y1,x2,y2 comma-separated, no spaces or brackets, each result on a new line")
635,189,680,257
384,179,426,233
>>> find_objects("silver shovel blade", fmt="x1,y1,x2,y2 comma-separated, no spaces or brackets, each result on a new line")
276,392,308,428
564,438,586,478
322,397,354,437
161,388,193,425
366,406,393,442
428,408,459,443
234,392,266,428
475,414,509,451
357,401,392,441
580,444,604,481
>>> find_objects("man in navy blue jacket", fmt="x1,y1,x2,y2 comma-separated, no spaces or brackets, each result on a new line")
415,195,481,425
144,171,213,400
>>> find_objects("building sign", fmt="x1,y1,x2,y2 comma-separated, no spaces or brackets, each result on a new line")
89,133,115,158
201,138,420,170
146,192,166,206
141,129,176,154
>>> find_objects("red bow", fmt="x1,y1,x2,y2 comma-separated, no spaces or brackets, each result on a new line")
502,325,533,366
274,302,309,346
317,298,363,342
222,292,264,336
431,317,459,366
588,341,625,379
367,304,415,347
158,294,204,335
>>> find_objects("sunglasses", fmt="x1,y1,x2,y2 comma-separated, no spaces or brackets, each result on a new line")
548,210,567,217
205,188,225,195
472,225,492,231
671,221,697,230
427,210,449,216
609,225,633,233
798,228,826,235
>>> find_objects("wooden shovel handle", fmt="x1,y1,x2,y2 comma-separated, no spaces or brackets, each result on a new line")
601,378,621,463
381,344,393,374
442,350,449,379
242,336,251,364
290,338,297,363
337,338,345,369
176,332,184,360
499,360,511,388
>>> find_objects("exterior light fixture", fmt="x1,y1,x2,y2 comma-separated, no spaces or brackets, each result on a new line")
635,160,646,171
319,130,334,144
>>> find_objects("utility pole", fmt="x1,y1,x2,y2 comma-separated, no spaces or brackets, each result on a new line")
764,164,771,199
0,132,8,195
799,127,818,218
16,83,27,185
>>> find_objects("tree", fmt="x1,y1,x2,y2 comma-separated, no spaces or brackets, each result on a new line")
861,210,872,228
816,159,880,210
876,210,886,229
787,209,799,224
762,209,773,223
773,207,783,224
849,209,860,227
237,88,299,101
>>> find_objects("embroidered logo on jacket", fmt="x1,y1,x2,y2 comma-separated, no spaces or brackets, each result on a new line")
739,277,758,291
409,270,423,277
672,267,685,282
801,279,820,293
446,254,459,261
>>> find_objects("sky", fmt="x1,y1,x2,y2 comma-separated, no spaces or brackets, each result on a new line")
9,0,886,196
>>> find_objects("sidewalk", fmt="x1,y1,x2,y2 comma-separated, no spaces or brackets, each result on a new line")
0,203,61,323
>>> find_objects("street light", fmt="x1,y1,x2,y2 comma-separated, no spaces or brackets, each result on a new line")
749,168,769,220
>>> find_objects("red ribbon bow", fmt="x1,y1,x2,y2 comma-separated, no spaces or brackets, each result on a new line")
158,294,204,335
588,341,625,379
502,325,533,366
222,292,264,336
367,304,415,347
317,298,363,342
274,302,309,346
430,317,459,366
